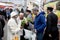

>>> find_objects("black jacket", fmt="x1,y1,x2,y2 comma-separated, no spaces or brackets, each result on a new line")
2,10,7,20
43,12,59,40
0,18,5,38
46,12,58,33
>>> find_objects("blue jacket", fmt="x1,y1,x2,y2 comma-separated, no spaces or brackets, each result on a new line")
34,11,46,33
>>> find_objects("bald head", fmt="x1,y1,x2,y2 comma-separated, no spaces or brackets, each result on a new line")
19,13,24,20
20,13,24,16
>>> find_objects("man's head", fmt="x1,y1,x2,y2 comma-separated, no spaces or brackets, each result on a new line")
32,7,39,15
11,11,18,19
47,7,53,14
19,13,24,20
26,10,31,15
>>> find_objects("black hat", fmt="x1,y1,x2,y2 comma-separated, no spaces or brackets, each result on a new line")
47,7,53,11
26,10,31,13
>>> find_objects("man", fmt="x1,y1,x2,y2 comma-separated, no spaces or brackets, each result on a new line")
43,7,59,40
6,11,20,40
26,10,36,40
33,7,46,40
17,13,34,40
26,10,32,18
17,13,28,40
17,13,28,29
26,10,33,30
0,11,5,40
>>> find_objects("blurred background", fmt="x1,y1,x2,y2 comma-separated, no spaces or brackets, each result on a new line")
0,0,60,40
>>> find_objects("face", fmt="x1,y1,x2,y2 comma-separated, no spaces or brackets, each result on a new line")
47,10,50,14
19,13,24,20
33,10,38,15
26,12,29,15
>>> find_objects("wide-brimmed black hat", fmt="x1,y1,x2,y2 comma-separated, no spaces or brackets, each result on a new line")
47,7,53,11
26,10,31,13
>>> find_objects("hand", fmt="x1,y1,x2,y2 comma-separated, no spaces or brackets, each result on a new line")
25,22,29,25
49,34,52,37
33,29,37,33
35,29,37,33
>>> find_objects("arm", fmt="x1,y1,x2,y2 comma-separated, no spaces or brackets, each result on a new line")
8,21,20,34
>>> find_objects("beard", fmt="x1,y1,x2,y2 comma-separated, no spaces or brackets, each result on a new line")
20,17,24,20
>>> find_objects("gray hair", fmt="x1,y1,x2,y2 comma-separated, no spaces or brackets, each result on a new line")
32,7,39,11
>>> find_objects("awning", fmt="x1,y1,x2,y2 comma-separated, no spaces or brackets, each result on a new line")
0,5,6,8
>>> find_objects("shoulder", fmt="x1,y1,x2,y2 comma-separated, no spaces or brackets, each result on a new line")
47,14,52,17
8,18,14,22
39,14,45,18
8,18,14,25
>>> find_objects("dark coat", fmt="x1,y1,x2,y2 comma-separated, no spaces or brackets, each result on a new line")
0,10,7,20
46,12,58,33
43,12,59,40
0,18,5,38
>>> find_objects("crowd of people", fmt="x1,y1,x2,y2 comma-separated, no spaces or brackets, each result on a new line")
0,6,59,40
